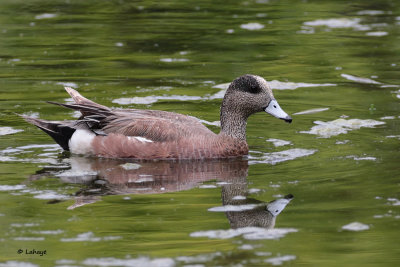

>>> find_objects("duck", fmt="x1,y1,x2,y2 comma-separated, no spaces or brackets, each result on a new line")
23,74,292,160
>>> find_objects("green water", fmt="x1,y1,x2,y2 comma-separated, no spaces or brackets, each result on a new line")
1,0,400,266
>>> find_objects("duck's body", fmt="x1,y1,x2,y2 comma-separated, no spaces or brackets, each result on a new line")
24,75,291,160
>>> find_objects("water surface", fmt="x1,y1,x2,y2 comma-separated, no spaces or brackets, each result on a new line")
1,0,400,266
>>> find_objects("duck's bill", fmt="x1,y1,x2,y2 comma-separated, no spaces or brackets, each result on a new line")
265,100,292,123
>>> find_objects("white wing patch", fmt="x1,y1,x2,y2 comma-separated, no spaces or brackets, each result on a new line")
128,136,153,143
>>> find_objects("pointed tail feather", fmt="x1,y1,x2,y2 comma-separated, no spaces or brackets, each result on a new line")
64,87,111,116
46,101,112,118
21,115,75,151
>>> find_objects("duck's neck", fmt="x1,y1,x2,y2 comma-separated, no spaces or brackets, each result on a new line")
220,103,248,141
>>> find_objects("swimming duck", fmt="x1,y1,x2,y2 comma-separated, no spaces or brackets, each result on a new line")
23,74,292,159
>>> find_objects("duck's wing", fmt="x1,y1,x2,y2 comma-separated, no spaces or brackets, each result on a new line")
52,87,215,142
100,111,215,142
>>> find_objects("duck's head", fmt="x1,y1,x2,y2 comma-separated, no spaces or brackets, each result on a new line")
222,74,292,123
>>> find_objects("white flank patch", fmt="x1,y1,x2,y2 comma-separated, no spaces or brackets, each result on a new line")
68,129,95,155
132,136,153,143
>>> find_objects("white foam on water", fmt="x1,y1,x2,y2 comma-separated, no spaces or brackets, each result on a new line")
341,222,370,231
114,80,337,106
160,58,189,62
293,107,329,115
300,118,385,138
335,140,349,145
212,83,230,90
56,170,98,178
16,144,61,150
380,116,395,120
14,237,45,241
35,13,57,19
346,155,376,161
341,74,381,84
240,22,264,30
386,135,400,140
56,82,78,88
0,261,39,267
197,119,221,127
11,223,39,227
356,10,385,15
208,204,260,212
266,138,292,147
255,251,272,257
387,198,400,206
0,127,23,136
303,18,370,31
269,80,336,90
176,252,221,264
0,185,26,191
366,31,388,37
264,255,296,265
32,191,69,200
81,257,175,267
113,95,202,105
238,244,257,250
249,148,317,165
248,188,261,193
55,259,76,265
190,227,298,240
60,232,121,242
31,230,64,235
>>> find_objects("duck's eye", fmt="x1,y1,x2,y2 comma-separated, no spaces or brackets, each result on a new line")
273,105,277,108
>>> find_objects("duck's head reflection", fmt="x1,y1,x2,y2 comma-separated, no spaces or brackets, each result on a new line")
32,156,293,228
221,182,293,229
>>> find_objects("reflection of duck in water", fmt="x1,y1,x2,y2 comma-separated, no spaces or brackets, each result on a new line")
30,156,249,209
222,182,293,229
31,156,293,230
23,75,291,160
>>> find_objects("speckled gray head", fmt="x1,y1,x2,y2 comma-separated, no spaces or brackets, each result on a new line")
267,194,294,217
228,74,292,123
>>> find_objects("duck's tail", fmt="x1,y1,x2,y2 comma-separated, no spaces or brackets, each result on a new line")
22,87,112,150
21,116,76,151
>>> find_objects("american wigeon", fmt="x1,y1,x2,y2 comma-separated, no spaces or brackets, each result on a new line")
23,74,292,159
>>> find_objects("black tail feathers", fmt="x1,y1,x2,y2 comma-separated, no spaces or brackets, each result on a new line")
22,116,75,151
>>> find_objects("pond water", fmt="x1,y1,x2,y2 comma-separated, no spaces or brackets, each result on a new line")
1,0,400,266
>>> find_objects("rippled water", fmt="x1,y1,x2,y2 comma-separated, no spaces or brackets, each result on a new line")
1,0,399,266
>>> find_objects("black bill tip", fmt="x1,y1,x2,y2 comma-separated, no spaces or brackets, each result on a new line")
284,194,294,199
281,115,292,123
